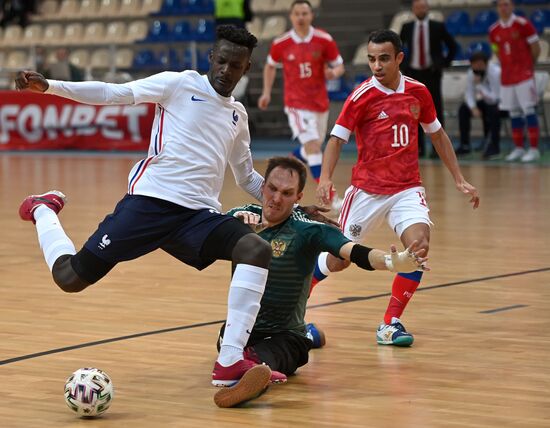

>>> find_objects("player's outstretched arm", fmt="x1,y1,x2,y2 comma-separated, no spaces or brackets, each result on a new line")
339,240,429,273
317,136,345,206
258,63,276,110
430,128,480,209
16,70,167,105
15,70,49,93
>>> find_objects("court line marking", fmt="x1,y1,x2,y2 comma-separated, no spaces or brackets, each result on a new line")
1,267,548,367
479,304,528,314
308,267,550,310
0,320,224,366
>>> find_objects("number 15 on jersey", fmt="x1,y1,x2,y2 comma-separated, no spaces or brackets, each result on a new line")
299,62,312,79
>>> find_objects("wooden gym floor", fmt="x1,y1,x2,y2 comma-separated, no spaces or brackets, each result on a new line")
0,154,549,427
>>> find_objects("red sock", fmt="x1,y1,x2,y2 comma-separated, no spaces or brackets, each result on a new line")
384,272,423,324
527,127,539,148
512,128,524,148
309,253,329,297
309,276,321,296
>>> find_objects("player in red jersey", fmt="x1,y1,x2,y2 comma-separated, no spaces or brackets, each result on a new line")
489,0,541,162
258,0,344,207
311,29,479,346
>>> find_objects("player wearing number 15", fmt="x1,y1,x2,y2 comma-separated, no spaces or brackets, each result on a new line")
258,0,344,191
313,30,480,346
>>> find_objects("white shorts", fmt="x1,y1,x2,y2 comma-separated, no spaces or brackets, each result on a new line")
499,78,538,114
284,107,329,145
338,186,432,242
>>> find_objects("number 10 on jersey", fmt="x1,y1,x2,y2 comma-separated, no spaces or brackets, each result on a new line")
391,124,410,147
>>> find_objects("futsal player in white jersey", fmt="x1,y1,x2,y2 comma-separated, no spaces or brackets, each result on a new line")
16,25,283,408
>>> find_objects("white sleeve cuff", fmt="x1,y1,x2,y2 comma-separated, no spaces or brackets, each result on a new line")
330,124,351,142
527,34,539,44
328,55,344,67
421,118,441,134
267,55,279,66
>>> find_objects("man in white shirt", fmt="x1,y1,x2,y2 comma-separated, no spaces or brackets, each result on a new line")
455,51,501,160
15,25,282,408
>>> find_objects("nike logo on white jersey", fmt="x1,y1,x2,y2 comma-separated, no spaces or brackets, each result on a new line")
191,95,206,102
98,234,111,250
377,111,389,120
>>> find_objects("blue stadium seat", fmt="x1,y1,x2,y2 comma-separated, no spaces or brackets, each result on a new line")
198,50,210,71
180,47,209,70
327,77,351,101
182,47,194,69
467,41,492,59
177,0,193,14
158,49,183,70
470,10,498,35
194,19,215,41
158,50,170,68
189,0,214,14
133,49,161,68
530,9,548,34
443,42,466,61
173,20,192,41
445,11,470,36
454,43,467,61
354,74,368,87
155,0,184,16
518,0,549,4
169,49,183,69
144,20,172,42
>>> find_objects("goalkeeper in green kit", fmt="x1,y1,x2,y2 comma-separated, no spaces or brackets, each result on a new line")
217,156,428,379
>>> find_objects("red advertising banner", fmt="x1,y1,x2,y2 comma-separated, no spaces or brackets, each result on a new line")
0,91,155,151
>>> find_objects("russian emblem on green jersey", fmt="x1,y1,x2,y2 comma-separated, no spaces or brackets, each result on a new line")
271,239,287,257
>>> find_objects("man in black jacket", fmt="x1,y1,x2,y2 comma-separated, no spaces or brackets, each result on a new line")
400,0,457,158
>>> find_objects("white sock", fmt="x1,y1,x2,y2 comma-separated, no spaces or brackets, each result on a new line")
318,252,331,276
34,205,76,271
217,264,267,366
307,152,323,168
299,146,308,160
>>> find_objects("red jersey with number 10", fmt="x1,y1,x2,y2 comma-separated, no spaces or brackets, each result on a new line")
268,27,342,112
489,15,539,85
331,75,440,195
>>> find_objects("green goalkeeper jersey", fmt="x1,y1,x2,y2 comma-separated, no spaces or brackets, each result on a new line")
226,204,350,337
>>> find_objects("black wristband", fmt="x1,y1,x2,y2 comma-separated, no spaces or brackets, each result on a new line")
349,244,375,271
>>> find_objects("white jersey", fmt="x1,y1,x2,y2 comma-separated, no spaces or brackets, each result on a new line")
46,71,261,212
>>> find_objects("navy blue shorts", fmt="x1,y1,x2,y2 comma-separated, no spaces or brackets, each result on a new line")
83,194,248,271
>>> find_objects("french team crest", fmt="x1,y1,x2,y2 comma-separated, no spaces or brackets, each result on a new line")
409,103,420,120
349,224,362,238
271,239,287,257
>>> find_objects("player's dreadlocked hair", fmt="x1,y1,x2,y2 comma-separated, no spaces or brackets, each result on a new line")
368,29,403,55
215,25,258,55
